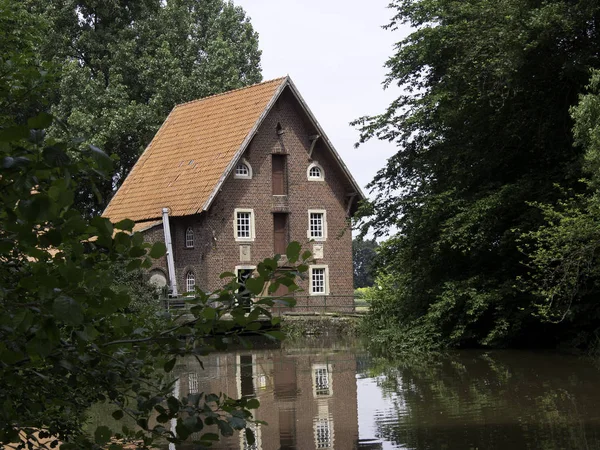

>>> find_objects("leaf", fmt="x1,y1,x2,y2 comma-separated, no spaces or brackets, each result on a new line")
43,145,71,168
149,241,166,258
0,126,29,142
27,112,53,129
112,410,124,420
164,358,176,373
228,416,246,430
246,398,260,409
94,426,112,446
220,271,236,279
217,420,233,436
167,396,179,413
245,277,265,295
88,144,113,171
245,428,256,445
302,250,312,260
286,241,301,263
91,216,114,237
263,330,285,341
52,296,83,326
114,219,135,231
201,433,219,442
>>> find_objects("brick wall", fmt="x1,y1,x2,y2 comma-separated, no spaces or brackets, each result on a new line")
144,87,356,309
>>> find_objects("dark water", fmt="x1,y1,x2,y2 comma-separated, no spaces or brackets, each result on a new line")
157,338,600,450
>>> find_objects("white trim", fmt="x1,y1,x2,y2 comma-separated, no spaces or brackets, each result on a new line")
307,162,325,181
234,158,253,179
234,208,256,242
307,209,327,241
309,264,330,295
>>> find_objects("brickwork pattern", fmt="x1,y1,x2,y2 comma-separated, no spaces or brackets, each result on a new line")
144,88,356,309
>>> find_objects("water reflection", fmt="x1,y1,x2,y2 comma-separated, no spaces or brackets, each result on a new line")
365,350,600,450
154,341,600,449
171,337,359,449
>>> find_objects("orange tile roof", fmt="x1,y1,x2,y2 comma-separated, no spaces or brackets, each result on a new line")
103,77,287,223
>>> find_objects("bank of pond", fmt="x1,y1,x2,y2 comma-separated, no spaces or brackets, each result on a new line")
86,333,600,450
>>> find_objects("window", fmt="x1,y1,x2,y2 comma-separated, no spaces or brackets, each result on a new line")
234,158,252,179
186,271,195,293
185,227,194,248
307,210,327,241
273,213,288,255
307,162,325,181
315,419,332,449
188,373,198,394
314,366,330,396
234,209,255,241
272,154,286,195
310,265,329,295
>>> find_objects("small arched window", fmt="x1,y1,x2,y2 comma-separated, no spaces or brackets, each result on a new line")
185,227,194,248
186,271,195,293
307,162,325,181
234,158,252,179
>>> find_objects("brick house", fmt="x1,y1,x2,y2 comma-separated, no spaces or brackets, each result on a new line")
103,77,365,311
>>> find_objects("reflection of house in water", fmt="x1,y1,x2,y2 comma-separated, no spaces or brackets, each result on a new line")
175,345,358,449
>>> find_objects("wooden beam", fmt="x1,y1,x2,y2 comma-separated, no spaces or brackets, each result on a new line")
308,134,320,158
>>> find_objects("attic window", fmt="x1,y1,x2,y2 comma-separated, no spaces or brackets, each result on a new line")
234,158,252,179
307,162,325,181
276,122,284,135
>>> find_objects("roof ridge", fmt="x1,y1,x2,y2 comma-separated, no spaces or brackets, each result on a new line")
175,76,288,109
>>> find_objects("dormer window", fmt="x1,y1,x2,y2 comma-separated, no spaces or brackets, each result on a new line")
185,227,194,248
307,162,325,181
234,158,252,179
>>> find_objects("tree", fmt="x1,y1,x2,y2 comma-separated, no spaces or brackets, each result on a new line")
25,0,262,214
353,238,378,288
1,3,308,448
518,70,600,346
354,0,600,349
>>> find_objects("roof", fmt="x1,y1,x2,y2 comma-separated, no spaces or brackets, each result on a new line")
103,76,365,223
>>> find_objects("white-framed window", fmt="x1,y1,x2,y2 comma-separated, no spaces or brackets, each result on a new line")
315,418,333,449
309,265,329,295
188,373,198,394
185,226,194,248
234,208,255,242
313,364,332,396
234,158,252,179
186,271,195,293
307,162,325,181
307,210,327,241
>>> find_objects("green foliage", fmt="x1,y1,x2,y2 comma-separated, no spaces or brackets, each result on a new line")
352,238,378,288
355,0,600,350
27,0,262,214
518,70,600,347
0,5,307,447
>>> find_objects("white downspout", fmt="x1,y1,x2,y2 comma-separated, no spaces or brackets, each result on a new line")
162,207,178,297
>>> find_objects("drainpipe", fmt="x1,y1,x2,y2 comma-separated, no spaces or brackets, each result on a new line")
162,207,178,297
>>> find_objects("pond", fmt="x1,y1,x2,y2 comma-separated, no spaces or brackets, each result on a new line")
89,336,600,449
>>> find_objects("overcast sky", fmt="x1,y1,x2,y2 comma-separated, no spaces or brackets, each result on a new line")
235,0,411,197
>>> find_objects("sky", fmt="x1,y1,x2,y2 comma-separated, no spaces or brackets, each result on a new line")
234,0,411,198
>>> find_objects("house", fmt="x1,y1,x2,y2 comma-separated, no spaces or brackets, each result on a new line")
103,76,365,311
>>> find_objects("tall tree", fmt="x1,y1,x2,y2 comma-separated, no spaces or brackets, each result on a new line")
26,0,262,214
353,238,378,288
355,0,600,348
